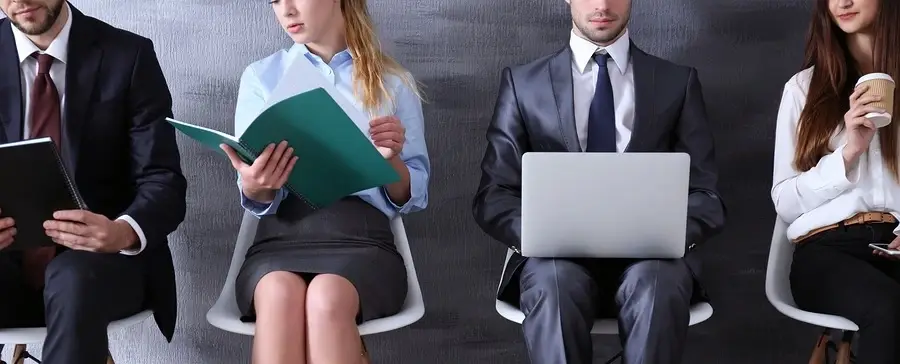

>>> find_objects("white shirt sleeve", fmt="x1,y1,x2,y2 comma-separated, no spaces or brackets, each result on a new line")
770,78,861,223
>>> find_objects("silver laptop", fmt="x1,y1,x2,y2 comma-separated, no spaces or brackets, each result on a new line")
520,152,690,259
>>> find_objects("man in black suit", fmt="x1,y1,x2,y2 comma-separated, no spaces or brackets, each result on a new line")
472,0,726,363
0,1,185,362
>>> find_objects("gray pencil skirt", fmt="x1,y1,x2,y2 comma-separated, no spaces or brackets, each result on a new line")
234,196,407,324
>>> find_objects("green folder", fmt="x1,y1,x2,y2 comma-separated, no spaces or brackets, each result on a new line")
167,87,400,209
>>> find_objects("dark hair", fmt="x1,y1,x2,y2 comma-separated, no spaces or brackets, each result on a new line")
794,0,900,179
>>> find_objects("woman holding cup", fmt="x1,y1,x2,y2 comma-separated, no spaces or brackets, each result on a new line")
771,0,899,362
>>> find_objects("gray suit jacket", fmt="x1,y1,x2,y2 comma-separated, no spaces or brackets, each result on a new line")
472,43,727,306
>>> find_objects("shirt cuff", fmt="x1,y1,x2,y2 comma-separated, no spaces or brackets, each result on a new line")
240,187,285,217
117,215,147,255
383,186,407,210
381,164,428,214
803,143,859,197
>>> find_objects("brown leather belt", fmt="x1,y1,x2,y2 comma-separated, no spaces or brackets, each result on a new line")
793,211,897,243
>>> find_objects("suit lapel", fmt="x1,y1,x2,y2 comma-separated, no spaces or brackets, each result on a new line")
548,48,580,152
0,20,23,143
626,44,656,152
63,6,101,175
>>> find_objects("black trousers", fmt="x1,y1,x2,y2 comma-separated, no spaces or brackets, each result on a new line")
0,249,147,364
518,256,695,364
791,222,900,364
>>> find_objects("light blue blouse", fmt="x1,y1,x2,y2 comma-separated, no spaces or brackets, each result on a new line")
234,44,430,218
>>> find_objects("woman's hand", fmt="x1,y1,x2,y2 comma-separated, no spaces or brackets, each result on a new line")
874,235,900,261
369,116,405,159
842,84,886,165
221,141,297,203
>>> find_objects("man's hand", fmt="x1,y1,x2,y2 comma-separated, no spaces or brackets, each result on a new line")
874,235,900,261
43,210,138,253
0,208,15,250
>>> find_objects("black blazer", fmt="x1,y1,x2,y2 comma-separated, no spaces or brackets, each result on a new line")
472,44,727,305
0,6,187,340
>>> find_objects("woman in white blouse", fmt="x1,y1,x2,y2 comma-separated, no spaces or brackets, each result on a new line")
771,0,900,362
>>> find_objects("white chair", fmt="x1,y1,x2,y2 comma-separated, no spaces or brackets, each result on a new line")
494,249,714,364
206,211,425,337
0,310,153,364
766,218,856,363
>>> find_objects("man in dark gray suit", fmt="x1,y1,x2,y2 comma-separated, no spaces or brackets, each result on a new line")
472,0,726,362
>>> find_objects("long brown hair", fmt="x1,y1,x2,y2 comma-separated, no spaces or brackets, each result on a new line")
341,0,422,115
794,0,900,179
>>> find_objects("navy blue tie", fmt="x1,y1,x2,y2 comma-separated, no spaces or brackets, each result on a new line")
585,52,616,152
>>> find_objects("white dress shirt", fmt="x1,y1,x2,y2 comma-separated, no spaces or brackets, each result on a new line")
10,3,147,255
771,67,900,240
569,29,636,152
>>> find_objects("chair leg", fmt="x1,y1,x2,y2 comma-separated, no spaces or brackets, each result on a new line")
809,330,829,364
835,331,854,364
603,350,623,364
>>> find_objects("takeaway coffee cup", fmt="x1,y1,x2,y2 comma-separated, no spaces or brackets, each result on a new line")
855,73,895,128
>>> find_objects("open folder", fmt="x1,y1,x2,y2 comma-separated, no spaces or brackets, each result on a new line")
167,87,400,209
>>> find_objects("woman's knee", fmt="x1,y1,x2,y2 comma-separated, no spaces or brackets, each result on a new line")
306,274,360,320
254,271,308,311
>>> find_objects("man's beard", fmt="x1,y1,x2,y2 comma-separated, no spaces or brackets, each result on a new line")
11,2,63,36
574,12,628,45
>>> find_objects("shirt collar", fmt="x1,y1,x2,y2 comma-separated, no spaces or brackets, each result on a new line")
291,43,354,67
569,28,630,75
10,1,73,64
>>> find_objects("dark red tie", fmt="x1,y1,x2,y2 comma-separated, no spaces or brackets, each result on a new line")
23,53,61,289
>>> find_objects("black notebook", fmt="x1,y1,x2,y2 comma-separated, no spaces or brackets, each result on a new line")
0,137,86,251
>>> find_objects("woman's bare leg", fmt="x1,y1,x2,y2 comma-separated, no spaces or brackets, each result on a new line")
252,271,308,364
305,274,363,364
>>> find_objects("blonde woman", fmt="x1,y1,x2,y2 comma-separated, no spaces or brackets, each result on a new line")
219,0,429,362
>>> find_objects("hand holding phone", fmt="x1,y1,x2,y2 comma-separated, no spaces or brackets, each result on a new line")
872,234,900,261
870,243,900,256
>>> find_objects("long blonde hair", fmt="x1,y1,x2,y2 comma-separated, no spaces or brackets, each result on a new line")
341,0,422,114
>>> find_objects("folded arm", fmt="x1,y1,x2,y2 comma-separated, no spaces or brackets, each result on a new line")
119,38,188,254
472,67,528,252
677,68,726,250
770,79,859,223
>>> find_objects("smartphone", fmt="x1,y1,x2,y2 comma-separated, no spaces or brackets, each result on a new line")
869,243,900,255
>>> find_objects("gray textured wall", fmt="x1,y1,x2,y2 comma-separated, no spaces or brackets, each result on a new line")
2,0,825,363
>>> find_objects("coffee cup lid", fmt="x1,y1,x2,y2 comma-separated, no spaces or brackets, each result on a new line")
856,72,895,87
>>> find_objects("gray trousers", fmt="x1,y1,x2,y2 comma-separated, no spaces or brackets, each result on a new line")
518,257,694,364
